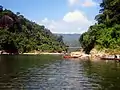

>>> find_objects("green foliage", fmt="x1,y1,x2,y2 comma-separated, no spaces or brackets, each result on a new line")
0,7,67,53
79,0,120,53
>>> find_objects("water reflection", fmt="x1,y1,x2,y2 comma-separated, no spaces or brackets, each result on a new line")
82,60,120,90
0,55,60,82
0,55,120,90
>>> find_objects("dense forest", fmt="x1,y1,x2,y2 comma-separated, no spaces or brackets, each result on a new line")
0,6,67,54
79,0,120,54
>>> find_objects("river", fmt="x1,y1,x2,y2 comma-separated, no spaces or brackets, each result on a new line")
0,55,120,90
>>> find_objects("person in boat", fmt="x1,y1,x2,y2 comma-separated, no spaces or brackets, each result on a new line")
114,55,117,58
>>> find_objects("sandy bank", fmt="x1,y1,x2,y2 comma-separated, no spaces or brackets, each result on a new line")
23,52,64,55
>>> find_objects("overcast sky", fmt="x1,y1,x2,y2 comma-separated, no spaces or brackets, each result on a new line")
1,0,101,34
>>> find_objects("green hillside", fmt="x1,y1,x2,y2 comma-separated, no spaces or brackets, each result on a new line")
0,6,67,54
79,0,120,54
57,34,81,47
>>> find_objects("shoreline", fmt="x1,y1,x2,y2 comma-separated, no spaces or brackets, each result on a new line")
23,52,64,55
0,50,65,55
0,52,65,55
1,49,119,61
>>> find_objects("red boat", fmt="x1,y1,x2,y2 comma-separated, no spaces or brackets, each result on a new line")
63,55,78,58
63,55,71,58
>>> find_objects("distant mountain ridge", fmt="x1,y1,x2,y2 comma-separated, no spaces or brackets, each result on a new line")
56,34,81,47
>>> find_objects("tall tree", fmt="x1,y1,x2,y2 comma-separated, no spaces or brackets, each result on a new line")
80,0,120,53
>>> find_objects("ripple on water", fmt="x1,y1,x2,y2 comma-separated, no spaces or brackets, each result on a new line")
0,60,96,90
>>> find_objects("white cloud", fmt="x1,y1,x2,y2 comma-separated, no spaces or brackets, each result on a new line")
67,0,97,7
82,0,97,7
41,18,48,23
68,0,79,6
63,10,89,23
39,10,95,34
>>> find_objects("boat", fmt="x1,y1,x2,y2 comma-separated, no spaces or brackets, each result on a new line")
101,57,120,61
63,55,78,59
63,55,72,58
63,52,82,59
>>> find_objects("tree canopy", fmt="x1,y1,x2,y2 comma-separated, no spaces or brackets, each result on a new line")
0,6,67,54
79,0,120,54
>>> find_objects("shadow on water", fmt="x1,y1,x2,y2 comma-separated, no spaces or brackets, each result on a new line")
82,60,120,90
0,55,61,82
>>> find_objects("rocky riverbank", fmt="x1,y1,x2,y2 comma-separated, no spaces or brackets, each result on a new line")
69,48,120,60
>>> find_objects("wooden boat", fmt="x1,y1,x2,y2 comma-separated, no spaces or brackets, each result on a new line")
101,57,120,61
63,55,71,58
63,55,78,59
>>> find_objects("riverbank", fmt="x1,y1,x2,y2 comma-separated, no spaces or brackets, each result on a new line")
89,48,120,60
0,50,65,55
23,52,64,55
67,48,120,60
1,49,120,61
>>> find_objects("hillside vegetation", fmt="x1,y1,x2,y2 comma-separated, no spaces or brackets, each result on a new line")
79,0,120,54
57,34,80,47
0,6,67,54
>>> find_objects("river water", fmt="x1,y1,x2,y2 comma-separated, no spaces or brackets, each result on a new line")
0,55,120,90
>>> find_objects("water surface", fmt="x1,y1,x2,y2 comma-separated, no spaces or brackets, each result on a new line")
0,55,120,90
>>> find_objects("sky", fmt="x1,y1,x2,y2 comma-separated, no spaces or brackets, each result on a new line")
1,0,101,34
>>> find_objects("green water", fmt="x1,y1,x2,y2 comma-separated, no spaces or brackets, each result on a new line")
0,55,120,90
0,55,60,77
82,60,120,90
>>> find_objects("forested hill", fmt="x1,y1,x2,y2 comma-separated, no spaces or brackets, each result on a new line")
56,34,81,47
0,6,67,54
79,0,120,54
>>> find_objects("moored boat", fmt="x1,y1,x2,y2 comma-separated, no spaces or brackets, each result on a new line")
63,55,71,58
63,52,82,59
63,55,79,58
101,57,120,60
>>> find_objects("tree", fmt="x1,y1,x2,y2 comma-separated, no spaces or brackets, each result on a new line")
0,5,3,12
0,6,67,53
79,0,120,53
